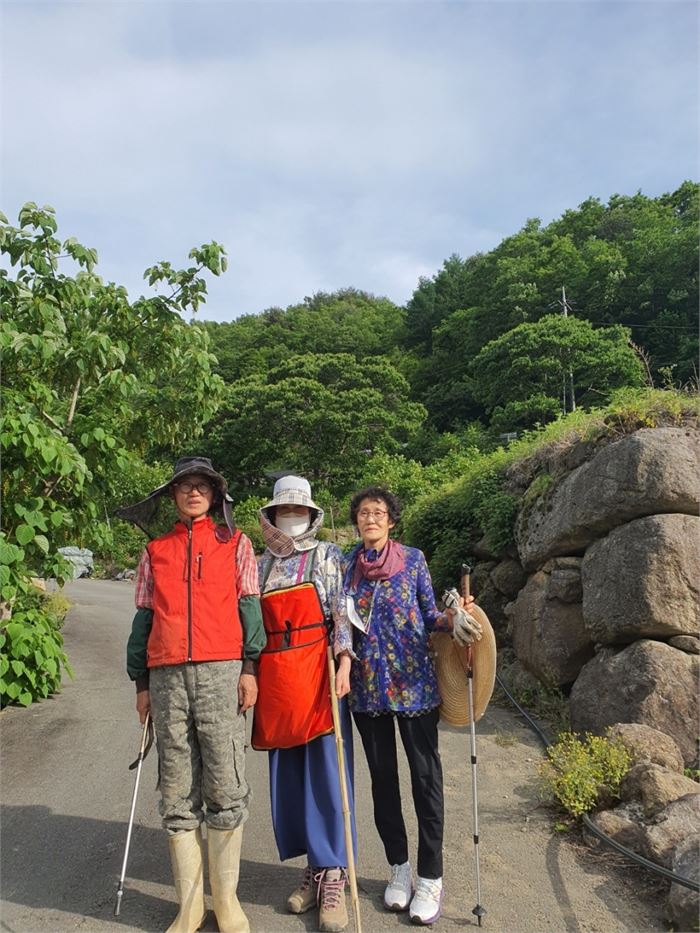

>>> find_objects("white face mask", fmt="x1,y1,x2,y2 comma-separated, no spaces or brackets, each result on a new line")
275,514,310,538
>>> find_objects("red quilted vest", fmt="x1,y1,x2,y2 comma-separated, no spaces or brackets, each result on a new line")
146,518,243,667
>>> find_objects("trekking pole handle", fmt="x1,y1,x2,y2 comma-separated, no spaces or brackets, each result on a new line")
461,562,472,600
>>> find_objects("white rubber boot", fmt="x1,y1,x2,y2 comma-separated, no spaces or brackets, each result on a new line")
207,826,250,933
166,828,206,933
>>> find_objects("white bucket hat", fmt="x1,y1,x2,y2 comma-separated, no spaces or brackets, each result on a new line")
262,475,321,512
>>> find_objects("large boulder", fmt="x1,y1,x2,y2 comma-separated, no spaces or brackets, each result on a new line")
489,558,527,599
582,514,700,643
644,794,700,867
508,569,594,685
667,835,700,932
570,640,700,766
515,427,700,570
607,723,684,773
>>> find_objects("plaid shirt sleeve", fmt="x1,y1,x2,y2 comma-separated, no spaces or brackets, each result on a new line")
236,533,260,597
134,549,154,609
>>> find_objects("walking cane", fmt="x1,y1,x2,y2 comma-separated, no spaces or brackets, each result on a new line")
326,646,363,933
114,713,154,916
461,564,487,927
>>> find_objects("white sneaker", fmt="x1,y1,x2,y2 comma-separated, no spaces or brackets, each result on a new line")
409,876,443,925
384,861,413,911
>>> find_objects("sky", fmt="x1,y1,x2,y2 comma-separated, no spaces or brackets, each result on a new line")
1,0,698,323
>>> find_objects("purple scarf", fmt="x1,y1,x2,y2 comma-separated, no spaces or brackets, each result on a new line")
352,539,406,590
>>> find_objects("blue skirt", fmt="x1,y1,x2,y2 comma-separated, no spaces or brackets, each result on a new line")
268,697,357,867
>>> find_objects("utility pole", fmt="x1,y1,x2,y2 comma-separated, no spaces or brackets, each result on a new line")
561,286,576,413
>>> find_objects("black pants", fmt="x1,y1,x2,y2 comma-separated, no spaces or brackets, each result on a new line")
353,708,444,879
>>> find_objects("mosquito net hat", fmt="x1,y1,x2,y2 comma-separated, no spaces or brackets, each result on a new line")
115,456,235,539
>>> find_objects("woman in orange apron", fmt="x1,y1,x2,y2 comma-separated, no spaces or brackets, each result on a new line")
255,475,356,933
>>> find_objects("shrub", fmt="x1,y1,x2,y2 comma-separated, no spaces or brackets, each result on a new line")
0,587,73,707
538,731,631,817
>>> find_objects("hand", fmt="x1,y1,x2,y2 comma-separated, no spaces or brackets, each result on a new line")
136,688,151,724
237,673,258,712
335,654,351,699
443,589,483,646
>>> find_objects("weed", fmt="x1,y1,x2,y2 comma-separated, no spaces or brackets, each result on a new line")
538,731,631,817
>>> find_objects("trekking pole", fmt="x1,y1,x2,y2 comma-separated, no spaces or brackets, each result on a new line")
326,646,363,933
462,563,486,927
114,713,153,917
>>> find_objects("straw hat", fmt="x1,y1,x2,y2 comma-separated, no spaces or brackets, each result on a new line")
431,604,497,726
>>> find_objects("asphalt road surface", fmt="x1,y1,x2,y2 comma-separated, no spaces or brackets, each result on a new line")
1,580,666,933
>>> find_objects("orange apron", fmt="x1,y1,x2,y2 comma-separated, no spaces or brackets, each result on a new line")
252,560,333,750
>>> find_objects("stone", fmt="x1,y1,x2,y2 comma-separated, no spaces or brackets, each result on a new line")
509,571,593,686
585,806,647,854
669,635,700,655
644,794,700,867
472,578,509,644
569,640,699,766
607,723,685,773
490,558,527,599
621,762,700,818
582,514,700,643
667,835,700,933
514,427,700,570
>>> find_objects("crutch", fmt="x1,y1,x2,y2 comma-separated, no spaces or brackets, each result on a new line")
114,713,154,916
326,646,363,933
461,563,486,927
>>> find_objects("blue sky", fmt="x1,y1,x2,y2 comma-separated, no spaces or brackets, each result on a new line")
1,0,697,322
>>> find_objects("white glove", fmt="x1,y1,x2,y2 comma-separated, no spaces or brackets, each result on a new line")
442,588,483,646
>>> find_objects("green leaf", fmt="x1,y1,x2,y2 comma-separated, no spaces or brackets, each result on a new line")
15,524,35,546
34,535,49,554
10,659,25,677
18,691,33,706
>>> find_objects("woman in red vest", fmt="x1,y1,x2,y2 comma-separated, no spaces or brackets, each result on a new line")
121,457,265,933
254,475,355,933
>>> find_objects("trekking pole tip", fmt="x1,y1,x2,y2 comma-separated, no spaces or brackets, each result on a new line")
114,888,123,917
472,903,486,926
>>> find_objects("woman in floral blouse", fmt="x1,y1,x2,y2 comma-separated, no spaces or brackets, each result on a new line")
343,486,472,927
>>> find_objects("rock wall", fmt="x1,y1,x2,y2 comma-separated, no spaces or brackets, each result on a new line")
473,425,700,766
472,423,700,928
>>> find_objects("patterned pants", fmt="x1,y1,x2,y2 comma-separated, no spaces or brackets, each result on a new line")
149,661,250,834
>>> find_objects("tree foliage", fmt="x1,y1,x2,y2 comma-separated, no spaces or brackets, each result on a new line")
403,182,698,429
1,202,227,705
206,353,426,497
205,288,406,383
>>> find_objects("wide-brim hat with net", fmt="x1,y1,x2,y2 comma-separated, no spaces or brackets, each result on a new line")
431,604,497,726
115,456,235,539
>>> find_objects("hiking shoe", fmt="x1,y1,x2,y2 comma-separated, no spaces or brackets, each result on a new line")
384,861,413,911
319,868,348,932
286,864,318,914
409,876,443,925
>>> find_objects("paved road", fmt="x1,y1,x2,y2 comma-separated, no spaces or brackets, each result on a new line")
1,580,665,933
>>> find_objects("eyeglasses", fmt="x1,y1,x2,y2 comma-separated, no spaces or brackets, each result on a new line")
357,509,388,520
174,481,213,494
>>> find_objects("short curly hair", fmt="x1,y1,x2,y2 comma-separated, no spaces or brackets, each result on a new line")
349,487,402,525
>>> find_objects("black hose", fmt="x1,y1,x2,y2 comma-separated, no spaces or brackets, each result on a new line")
495,672,700,893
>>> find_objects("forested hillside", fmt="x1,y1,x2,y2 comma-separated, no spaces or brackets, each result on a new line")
199,181,697,494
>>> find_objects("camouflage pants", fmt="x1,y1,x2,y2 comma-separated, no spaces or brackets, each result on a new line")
149,661,251,834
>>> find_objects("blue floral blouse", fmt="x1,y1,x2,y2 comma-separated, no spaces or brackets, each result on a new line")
342,543,450,715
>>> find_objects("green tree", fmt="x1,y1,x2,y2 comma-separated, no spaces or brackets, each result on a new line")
205,288,406,384
206,353,426,496
470,315,644,430
1,202,227,705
